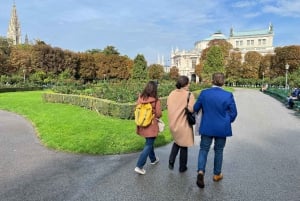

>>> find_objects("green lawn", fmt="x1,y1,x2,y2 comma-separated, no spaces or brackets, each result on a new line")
0,91,172,155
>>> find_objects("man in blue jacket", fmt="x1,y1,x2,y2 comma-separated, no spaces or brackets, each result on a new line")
193,72,238,188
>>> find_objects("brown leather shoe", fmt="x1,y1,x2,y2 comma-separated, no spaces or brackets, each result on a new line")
213,173,223,182
196,173,205,188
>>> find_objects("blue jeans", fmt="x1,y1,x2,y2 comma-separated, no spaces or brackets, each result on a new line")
136,137,157,168
197,135,226,175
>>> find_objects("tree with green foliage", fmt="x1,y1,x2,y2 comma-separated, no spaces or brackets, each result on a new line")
131,54,147,80
29,70,47,85
202,46,224,82
148,64,164,80
102,45,120,55
0,37,11,75
208,39,233,66
85,49,102,54
196,39,233,81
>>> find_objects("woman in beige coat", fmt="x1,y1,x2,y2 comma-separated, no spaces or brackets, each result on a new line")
167,76,195,172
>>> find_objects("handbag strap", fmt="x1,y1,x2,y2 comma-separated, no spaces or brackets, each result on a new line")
186,92,191,107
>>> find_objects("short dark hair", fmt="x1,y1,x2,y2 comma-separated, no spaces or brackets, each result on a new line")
175,76,189,89
212,73,225,86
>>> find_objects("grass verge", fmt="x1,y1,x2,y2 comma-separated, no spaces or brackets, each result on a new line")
0,91,173,155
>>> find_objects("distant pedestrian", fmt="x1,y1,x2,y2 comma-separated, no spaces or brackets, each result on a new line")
134,81,162,175
287,87,300,109
167,76,195,172
193,73,237,188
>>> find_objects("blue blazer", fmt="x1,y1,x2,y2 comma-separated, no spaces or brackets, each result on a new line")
193,87,237,137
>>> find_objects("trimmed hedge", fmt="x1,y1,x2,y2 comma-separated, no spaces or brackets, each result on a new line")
42,91,200,119
43,92,168,119
0,87,43,93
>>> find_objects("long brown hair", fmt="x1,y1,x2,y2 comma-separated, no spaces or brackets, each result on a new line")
140,81,158,100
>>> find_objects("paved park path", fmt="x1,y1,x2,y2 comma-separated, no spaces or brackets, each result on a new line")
1,88,300,201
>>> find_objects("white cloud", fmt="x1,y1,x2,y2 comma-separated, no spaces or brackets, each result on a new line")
244,12,261,18
232,1,257,8
2,0,300,64
263,0,300,17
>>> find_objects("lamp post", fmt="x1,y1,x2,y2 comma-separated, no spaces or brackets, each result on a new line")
285,63,289,90
262,72,265,84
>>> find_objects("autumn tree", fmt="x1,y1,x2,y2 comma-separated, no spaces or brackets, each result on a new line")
241,51,262,79
226,50,242,81
9,45,32,78
169,66,179,80
259,54,274,80
272,46,300,77
95,54,133,80
63,50,80,79
78,53,97,82
148,64,164,80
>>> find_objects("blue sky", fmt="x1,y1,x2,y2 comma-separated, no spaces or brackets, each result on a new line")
1,0,300,65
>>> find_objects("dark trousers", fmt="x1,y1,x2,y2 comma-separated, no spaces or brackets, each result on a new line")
169,142,188,171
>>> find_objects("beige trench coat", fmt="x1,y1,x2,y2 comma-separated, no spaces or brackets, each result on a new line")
167,89,195,147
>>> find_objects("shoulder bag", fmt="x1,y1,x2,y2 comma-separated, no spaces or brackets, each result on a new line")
185,92,196,126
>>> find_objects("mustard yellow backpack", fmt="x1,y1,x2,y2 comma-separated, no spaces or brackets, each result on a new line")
134,103,154,127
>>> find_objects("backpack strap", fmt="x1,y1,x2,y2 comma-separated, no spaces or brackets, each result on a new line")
151,99,157,115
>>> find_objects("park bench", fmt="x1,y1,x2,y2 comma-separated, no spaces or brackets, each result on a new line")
294,99,300,111
263,88,300,111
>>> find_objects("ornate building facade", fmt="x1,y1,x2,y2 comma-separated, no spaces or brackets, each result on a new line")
170,24,275,81
7,3,21,45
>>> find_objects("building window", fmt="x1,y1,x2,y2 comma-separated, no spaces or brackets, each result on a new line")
251,40,254,45
240,40,243,46
192,59,196,69
236,41,239,47
247,40,250,46
263,39,266,45
258,39,261,45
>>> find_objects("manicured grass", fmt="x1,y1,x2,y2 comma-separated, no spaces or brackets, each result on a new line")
0,91,173,155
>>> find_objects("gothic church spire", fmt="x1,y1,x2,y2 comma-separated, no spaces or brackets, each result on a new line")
7,2,21,45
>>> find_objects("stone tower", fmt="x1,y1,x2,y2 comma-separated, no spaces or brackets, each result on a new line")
7,2,21,45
